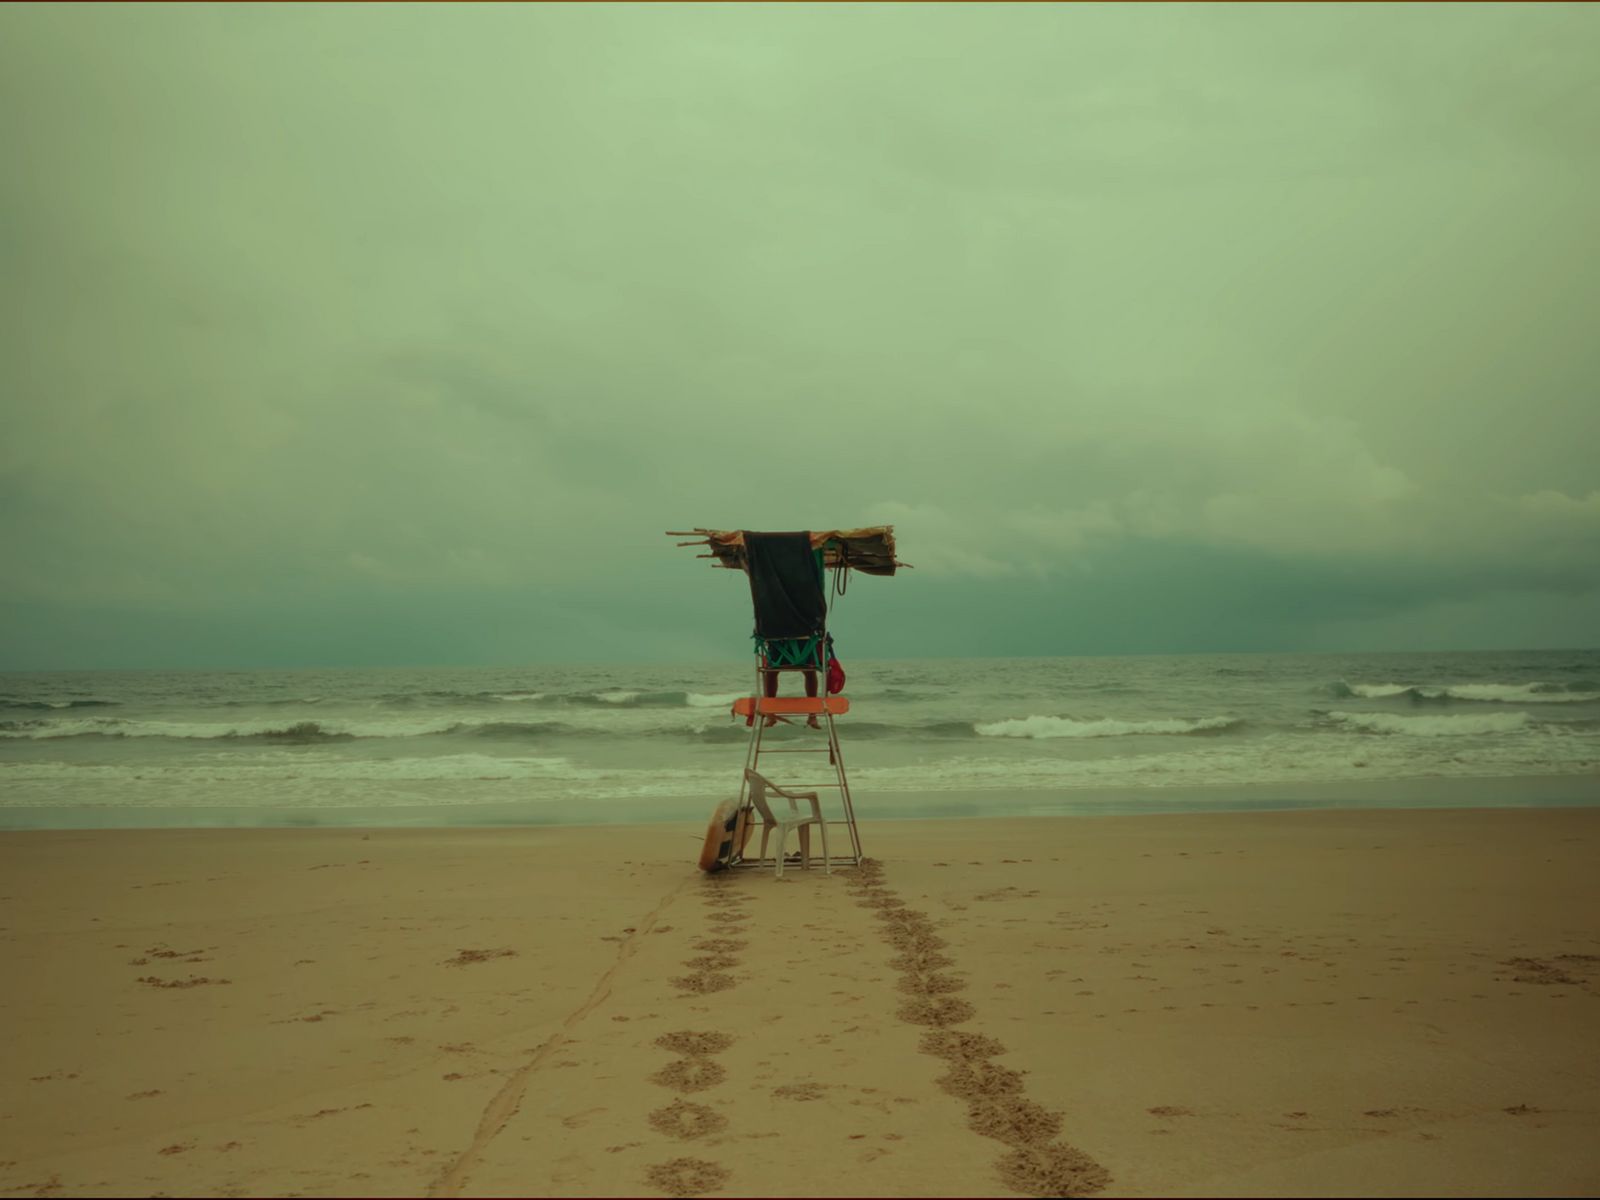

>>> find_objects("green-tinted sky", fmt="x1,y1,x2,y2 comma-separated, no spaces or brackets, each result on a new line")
3,3,1597,669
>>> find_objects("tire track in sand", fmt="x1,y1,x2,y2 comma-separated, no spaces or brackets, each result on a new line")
428,878,692,1198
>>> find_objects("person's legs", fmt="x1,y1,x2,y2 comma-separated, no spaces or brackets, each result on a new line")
762,660,780,726
803,669,820,728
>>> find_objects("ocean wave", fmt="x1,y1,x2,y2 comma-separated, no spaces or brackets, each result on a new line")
1332,681,1600,704
0,754,577,784
564,689,725,709
0,717,133,739
1332,682,1414,699
684,723,760,744
0,708,985,745
685,691,745,708
0,698,120,711
3,688,757,722
834,720,984,741
449,720,581,739
219,697,326,707
416,691,745,710
374,689,548,708
225,721,353,744
680,719,986,743
0,717,376,743
376,690,473,706
0,714,588,742
1323,711,1531,737
974,715,1243,739
1442,684,1600,703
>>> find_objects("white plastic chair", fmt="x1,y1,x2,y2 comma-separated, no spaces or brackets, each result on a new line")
744,768,830,880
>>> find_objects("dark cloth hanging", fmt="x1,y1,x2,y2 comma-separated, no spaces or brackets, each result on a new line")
744,531,826,639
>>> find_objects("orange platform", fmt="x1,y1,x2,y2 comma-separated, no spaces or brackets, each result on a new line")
730,695,850,717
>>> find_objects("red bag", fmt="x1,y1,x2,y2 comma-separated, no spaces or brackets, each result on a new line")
826,654,845,695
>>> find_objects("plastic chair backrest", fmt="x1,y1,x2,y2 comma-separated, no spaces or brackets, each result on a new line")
744,769,792,824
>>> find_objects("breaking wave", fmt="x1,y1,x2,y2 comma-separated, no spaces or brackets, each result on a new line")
14,710,1251,745
451,720,581,739
1,754,577,784
1332,681,1600,704
975,715,1244,739
227,721,353,744
1323,711,1531,737
0,715,589,742
567,689,755,709
374,688,704,708
0,698,120,711
685,691,745,708
471,688,758,710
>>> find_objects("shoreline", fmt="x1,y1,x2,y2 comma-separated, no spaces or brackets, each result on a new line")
2,769,1595,831
3,806,1598,1196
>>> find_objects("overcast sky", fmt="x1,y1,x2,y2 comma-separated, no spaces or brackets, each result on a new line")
2,3,1597,670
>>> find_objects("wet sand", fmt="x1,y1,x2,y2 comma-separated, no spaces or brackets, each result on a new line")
2,806,1597,1197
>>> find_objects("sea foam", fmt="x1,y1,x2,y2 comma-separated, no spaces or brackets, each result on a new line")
686,691,745,708
974,715,1242,739
1325,711,1531,736
1337,681,1599,704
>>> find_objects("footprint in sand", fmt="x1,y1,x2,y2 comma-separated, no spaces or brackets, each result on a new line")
852,861,1111,1197
654,1032,734,1058
681,956,739,973
997,1145,1111,1196
921,1030,1007,1062
773,1082,829,1101
650,1058,727,1094
937,1061,1026,1100
671,973,736,995
645,1031,736,1189
137,976,231,989
967,1096,1063,1145
898,997,976,1027
442,949,515,967
644,1157,729,1197
690,938,747,955
891,950,954,973
647,1099,728,1140
898,973,967,996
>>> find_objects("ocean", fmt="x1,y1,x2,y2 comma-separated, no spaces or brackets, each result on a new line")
2,649,1597,829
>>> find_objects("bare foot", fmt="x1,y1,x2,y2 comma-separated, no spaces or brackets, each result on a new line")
806,716,821,729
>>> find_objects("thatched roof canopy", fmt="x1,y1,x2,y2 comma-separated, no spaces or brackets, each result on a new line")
666,526,906,576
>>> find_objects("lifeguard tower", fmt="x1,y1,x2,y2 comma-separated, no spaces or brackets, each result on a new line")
668,526,906,871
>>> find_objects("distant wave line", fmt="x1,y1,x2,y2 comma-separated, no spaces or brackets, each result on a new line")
1331,680,1600,704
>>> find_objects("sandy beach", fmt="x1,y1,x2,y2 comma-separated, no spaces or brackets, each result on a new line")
2,806,1598,1198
